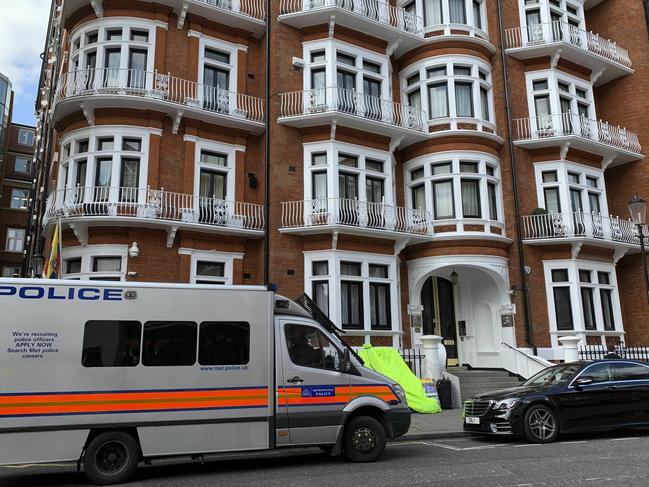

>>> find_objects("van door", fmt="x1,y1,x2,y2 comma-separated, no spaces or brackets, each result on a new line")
278,320,351,445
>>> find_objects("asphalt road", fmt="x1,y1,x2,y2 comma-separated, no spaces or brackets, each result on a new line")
2,431,649,487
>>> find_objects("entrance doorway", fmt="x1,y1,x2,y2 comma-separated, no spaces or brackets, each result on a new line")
421,276,459,366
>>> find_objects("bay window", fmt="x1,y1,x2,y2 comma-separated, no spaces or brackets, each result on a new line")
62,245,127,281
419,0,486,32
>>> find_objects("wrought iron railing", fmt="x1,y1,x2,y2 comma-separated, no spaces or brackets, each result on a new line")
400,348,425,378
279,0,424,36
579,344,649,362
45,186,265,231
505,21,632,68
54,68,265,123
279,87,426,132
514,112,641,154
193,0,266,21
281,198,433,235
521,211,639,245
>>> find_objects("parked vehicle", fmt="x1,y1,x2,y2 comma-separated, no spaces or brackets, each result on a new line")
463,360,649,443
0,279,409,485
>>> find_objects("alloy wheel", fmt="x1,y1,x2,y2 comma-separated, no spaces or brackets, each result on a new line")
528,409,557,441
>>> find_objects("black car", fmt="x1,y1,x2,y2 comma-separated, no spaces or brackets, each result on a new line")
463,359,649,443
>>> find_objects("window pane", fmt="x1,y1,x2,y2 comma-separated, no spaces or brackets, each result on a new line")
370,283,391,330
313,281,329,316
581,287,596,330
427,66,447,78
120,158,140,190
533,79,549,91
432,163,452,175
597,272,610,285
424,0,443,25
407,73,420,86
143,321,197,366
411,167,425,180
198,322,249,365
363,60,381,73
338,153,358,167
579,270,591,283
542,171,558,183
312,172,327,200
455,82,474,117
122,138,142,151
82,321,141,367
312,261,329,276
460,162,478,173
551,269,569,282
553,287,574,330
201,151,227,166
341,281,363,328
14,158,31,173
341,261,361,276
197,261,225,277
205,48,230,64
412,184,426,210
480,88,489,121
366,159,384,172
285,324,342,371
453,66,472,76
106,29,122,41
580,364,611,383
449,0,466,23
433,180,454,219
611,363,649,381
544,187,561,213
461,179,481,218
600,289,615,331
369,264,388,278
488,182,498,220
312,152,327,166
10,189,29,209
130,29,149,42
66,258,82,274
337,52,356,66
311,50,325,63
93,257,122,272
428,83,448,118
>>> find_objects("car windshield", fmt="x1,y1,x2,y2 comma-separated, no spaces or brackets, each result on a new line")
523,363,582,387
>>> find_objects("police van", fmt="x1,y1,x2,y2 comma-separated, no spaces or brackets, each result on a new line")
0,279,410,485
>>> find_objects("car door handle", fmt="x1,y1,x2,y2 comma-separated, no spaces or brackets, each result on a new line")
287,376,304,384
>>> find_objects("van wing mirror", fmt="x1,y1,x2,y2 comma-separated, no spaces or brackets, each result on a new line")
342,348,351,373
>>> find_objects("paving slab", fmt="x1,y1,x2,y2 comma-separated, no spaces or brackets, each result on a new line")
397,409,473,441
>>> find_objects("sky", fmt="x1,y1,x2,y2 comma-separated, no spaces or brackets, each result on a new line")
0,0,52,126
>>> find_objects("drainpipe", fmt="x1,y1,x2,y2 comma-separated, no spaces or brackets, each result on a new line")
496,0,537,355
263,0,271,286
644,0,649,38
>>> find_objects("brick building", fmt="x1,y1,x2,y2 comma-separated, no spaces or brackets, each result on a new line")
26,0,649,374
0,73,36,278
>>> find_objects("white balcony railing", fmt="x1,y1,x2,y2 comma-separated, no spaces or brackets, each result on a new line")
514,112,641,154
281,198,433,236
521,211,639,245
54,68,265,123
505,21,632,68
279,0,424,37
279,87,426,132
193,0,266,21
45,186,265,231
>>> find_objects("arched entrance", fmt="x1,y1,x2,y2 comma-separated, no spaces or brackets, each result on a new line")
421,276,459,365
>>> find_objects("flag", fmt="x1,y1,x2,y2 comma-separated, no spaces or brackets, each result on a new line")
44,220,62,279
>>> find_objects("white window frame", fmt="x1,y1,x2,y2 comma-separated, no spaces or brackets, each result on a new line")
179,247,243,285
186,136,242,202
2,266,21,278
61,245,128,281
10,188,30,210
526,70,596,123
14,156,32,174
401,55,494,131
5,228,25,253
404,151,504,227
17,129,35,146
196,34,245,98
518,0,585,36
57,126,155,201
303,39,390,102
543,259,624,351
410,0,488,36
68,18,159,71
534,160,608,216
303,141,394,206
304,250,400,337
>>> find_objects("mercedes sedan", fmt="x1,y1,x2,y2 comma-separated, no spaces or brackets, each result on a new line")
463,359,649,443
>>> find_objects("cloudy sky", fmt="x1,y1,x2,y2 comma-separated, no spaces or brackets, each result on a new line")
0,0,51,126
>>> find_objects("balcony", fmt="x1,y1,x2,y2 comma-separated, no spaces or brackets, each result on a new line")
513,113,642,167
53,69,265,134
521,211,640,251
278,0,423,56
280,198,433,240
60,0,266,36
504,21,632,86
278,87,427,145
45,186,264,247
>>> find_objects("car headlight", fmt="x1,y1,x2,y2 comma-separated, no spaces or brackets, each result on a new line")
391,384,407,404
494,398,519,410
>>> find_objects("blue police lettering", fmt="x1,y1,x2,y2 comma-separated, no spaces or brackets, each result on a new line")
0,286,16,296
19,287,45,299
78,288,101,300
103,289,122,301
47,288,66,300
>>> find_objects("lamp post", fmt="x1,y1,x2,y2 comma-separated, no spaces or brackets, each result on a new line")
628,194,649,304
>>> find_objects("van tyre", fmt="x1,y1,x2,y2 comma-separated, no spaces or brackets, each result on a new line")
84,431,140,485
343,416,386,463
523,405,559,444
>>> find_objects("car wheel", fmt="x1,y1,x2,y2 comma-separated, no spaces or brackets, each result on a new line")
343,416,387,463
83,431,140,485
524,405,560,443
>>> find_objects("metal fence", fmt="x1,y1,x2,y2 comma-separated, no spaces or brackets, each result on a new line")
400,348,425,378
579,344,649,362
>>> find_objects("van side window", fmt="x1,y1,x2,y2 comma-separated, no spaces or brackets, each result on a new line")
285,324,342,372
142,321,197,366
82,321,141,367
199,322,250,365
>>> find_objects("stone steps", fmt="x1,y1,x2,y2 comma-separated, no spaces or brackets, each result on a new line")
448,367,523,402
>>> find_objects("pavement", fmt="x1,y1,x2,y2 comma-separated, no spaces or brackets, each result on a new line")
3,430,649,486
402,409,468,441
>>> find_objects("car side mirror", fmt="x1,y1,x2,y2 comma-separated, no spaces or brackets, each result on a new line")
574,378,593,389
342,349,351,373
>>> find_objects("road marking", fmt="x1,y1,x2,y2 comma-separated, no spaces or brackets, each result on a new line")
513,444,543,448
429,442,464,451
609,437,640,441
558,440,586,445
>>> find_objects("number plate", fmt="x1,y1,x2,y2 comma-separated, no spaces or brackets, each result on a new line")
465,416,480,425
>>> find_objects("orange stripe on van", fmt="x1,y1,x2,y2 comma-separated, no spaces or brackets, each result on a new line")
276,384,399,406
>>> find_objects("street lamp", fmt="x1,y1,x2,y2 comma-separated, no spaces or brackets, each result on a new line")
628,194,649,304
31,255,45,278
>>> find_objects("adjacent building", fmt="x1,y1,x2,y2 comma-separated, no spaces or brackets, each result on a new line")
26,0,649,374
0,73,36,278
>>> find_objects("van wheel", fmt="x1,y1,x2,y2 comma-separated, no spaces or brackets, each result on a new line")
343,416,386,463
84,431,140,485
524,405,559,444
